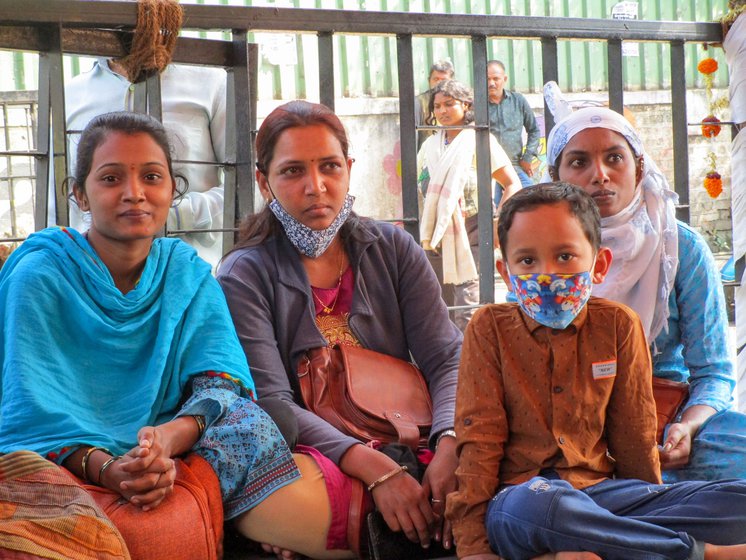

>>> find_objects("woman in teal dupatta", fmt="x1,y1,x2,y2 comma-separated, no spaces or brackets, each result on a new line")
0,112,299,558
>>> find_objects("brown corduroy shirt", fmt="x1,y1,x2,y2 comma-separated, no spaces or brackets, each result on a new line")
446,297,661,558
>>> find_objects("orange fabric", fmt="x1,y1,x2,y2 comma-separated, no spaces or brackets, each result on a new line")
67,453,224,560
0,450,130,560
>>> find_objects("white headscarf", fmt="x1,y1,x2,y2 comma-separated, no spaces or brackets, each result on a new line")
542,82,679,343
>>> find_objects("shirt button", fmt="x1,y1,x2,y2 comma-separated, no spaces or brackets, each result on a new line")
553,386,563,393
129,85,135,91
463,418,472,426
558,436,565,444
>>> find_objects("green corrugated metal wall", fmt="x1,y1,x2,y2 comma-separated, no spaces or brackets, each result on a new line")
1,0,730,99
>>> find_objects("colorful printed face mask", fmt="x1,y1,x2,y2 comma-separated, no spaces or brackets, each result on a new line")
509,271,593,329
268,193,355,258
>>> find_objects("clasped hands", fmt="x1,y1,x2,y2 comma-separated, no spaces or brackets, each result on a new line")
100,426,177,511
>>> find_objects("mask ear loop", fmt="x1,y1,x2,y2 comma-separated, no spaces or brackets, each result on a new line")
257,163,277,204
265,181,277,203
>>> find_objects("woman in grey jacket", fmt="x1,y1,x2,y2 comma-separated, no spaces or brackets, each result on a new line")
218,100,461,559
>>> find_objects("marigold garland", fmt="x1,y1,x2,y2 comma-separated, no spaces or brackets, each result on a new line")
698,53,724,198
702,115,722,137
705,171,723,198
697,57,718,75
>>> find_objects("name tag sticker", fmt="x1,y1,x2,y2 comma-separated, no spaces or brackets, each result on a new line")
592,359,617,379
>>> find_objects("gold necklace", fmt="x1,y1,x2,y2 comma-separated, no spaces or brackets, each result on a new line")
312,252,346,314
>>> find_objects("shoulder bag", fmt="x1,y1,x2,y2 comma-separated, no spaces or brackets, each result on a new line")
297,344,433,450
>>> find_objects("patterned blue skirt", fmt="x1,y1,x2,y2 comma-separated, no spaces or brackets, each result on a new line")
178,376,300,519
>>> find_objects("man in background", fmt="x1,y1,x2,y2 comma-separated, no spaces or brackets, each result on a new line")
65,59,227,268
61,0,228,268
415,60,455,148
487,60,540,203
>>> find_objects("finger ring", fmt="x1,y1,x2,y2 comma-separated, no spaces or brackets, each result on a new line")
430,499,442,504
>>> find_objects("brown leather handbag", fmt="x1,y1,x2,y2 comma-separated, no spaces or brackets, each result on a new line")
651,377,689,444
297,344,433,450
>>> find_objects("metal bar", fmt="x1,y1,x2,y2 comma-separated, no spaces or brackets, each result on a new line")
145,73,162,122
132,81,147,114
0,2,722,43
223,30,252,253
318,31,335,110
396,33,419,242
607,38,624,114
0,150,46,157
670,40,690,224
472,34,494,304
246,42,259,218
49,23,68,227
0,90,38,103
541,37,559,137
3,102,17,237
0,27,234,67
34,46,52,232
144,73,165,238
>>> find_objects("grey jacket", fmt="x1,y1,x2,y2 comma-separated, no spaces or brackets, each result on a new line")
217,217,462,463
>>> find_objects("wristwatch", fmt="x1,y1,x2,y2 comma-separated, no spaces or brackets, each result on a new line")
436,428,457,448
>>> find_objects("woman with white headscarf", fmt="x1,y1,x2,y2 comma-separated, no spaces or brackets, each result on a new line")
544,82,746,482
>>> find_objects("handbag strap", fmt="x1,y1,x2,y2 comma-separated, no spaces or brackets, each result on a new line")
297,347,330,410
346,476,367,557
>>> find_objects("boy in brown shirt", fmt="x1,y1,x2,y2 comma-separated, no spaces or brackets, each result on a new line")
446,183,746,560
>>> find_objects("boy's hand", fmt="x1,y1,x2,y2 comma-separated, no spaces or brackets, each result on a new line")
659,422,693,469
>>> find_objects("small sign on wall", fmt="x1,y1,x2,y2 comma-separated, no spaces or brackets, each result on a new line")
611,1,640,57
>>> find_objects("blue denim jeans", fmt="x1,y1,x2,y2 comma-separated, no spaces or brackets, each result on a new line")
485,476,746,560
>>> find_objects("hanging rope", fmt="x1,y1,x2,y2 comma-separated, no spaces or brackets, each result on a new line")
117,0,184,83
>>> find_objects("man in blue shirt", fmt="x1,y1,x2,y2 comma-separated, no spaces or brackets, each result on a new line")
487,60,540,203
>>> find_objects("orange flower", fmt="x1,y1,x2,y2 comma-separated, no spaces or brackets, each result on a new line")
704,171,723,198
702,115,722,138
697,58,718,75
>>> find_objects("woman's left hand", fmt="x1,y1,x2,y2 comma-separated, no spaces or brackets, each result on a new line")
659,422,693,469
421,435,458,550
659,404,717,470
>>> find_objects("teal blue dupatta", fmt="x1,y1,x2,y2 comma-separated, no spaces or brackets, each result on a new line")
0,227,254,459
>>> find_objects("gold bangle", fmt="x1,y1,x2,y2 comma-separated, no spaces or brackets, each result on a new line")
193,415,206,438
81,446,110,482
367,465,408,492
97,456,121,486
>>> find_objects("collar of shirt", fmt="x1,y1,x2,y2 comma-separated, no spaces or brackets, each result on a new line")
490,89,515,104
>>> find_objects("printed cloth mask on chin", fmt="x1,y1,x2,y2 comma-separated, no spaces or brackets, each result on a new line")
509,271,593,329
268,193,355,258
